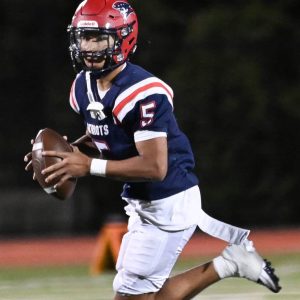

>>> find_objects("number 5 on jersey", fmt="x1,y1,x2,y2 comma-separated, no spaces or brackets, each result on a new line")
140,101,156,127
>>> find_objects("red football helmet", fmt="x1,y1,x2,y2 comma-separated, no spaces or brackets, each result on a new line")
68,0,138,77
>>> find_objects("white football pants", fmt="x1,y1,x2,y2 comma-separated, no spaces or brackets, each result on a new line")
113,221,196,295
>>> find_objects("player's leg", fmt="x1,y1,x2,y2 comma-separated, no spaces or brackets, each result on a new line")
155,261,219,300
157,240,281,300
114,237,281,300
114,261,219,300
113,221,203,299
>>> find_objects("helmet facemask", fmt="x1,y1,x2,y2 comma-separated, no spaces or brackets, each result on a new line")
68,27,123,77
68,26,125,78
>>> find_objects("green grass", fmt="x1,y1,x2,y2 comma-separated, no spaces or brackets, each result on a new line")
0,253,299,299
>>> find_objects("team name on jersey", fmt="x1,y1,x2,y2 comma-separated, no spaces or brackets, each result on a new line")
87,123,109,136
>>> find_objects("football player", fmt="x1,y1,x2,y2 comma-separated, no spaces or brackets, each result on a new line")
25,0,281,299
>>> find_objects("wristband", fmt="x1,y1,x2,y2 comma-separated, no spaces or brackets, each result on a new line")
90,159,107,176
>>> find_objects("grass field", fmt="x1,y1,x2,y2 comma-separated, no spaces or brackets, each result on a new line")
0,253,299,300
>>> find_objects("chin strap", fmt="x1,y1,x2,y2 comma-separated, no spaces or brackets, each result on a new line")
89,60,125,79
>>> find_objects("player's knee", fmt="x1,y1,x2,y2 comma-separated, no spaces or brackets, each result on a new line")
113,269,165,295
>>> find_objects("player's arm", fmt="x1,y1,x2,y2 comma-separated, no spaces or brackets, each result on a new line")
41,135,167,186
90,93,170,182
42,91,171,185
97,136,167,182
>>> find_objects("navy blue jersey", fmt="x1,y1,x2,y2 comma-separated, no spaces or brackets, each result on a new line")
69,63,198,200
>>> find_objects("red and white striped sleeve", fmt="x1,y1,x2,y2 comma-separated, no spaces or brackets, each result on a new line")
112,77,174,123
69,77,80,114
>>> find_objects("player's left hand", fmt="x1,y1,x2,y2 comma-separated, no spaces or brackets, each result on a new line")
24,139,36,180
41,146,92,188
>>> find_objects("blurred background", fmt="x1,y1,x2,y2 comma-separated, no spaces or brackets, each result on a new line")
0,0,299,238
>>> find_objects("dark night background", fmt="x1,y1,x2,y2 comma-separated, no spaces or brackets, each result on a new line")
0,0,299,237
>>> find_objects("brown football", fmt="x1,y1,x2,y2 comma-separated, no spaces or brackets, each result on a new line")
31,128,77,200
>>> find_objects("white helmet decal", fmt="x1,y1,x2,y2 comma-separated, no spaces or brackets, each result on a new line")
77,20,99,28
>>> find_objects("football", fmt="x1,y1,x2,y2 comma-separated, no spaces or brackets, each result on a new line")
31,128,77,200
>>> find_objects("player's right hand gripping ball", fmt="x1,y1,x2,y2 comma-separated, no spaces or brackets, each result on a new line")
32,128,77,200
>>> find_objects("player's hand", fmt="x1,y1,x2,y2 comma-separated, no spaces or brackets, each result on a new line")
41,147,92,188
24,139,36,180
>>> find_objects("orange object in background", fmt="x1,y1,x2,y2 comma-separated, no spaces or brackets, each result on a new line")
1,228,299,268
90,222,128,275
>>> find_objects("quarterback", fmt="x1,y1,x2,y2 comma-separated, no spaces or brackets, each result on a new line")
25,0,281,299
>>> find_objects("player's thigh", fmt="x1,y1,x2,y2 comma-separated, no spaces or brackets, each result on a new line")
123,225,164,277
118,223,193,276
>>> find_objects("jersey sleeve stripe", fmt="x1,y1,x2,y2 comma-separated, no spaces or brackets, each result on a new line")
114,77,173,108
134,130,167,142
114,85,172,122
113,80,173,122
69,79,80,114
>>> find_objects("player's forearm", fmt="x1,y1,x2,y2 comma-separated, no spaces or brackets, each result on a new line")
91,155,167,182
72,134,101,158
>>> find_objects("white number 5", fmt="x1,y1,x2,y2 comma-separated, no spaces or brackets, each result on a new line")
140,101,156,127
